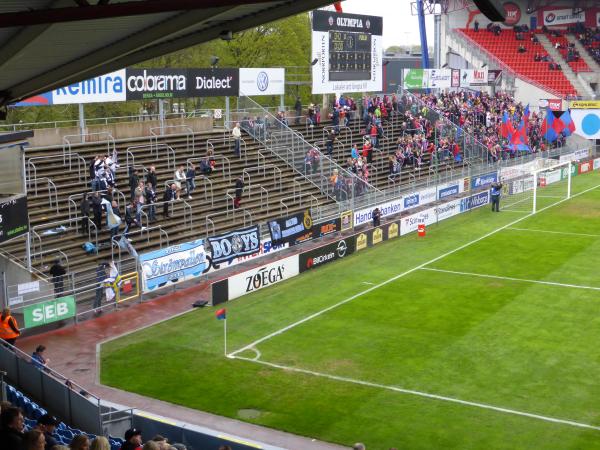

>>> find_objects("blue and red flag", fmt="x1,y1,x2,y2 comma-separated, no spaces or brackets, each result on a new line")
215,308,227,320
500,111,515,140
542,107,559,142
559,109,576,136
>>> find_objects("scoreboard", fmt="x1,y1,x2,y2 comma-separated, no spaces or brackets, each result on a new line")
328,30,371,81
311,10,383,94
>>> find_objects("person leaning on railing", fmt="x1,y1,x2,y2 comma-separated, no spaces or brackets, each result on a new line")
0,308,20,346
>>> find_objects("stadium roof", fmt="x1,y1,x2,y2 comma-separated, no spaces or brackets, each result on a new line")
0,0,333,107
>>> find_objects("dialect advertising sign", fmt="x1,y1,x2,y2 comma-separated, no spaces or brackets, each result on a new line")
227,255,299,300
207,225,260,265
24,296,76,328
543,8,585,26
139,239,207,292
239,68,285,96
0,196,28,244
188,68,239,97
267,210,313,245
471,171,498,189
299,238,356,272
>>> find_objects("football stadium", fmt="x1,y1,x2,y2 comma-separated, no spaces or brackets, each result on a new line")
1,1,600,450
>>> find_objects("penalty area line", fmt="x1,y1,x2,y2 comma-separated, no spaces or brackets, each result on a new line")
420,267,600,291
227,181,600,359
233,355,600,432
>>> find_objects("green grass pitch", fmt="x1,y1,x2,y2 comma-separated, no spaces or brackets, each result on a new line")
101,170,600,449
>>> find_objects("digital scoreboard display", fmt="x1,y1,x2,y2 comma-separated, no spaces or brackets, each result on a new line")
311,10,383,94
328,31,371,81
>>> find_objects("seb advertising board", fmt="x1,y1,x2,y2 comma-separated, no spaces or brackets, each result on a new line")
228,255,299,300
24,296,76,329
239,68,285,96
139,239,207,292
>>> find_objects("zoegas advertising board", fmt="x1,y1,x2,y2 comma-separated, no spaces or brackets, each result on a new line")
227,255,299,301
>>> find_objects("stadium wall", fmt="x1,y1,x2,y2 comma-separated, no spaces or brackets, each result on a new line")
28,116,212,147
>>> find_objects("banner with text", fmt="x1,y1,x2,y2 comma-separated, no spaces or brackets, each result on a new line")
139,239,207,292
207,225,260,265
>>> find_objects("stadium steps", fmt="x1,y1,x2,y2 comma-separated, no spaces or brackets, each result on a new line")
8,129,334,279
565,34,600,74
535,33,590,96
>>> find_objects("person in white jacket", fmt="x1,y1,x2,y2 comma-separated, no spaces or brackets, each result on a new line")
232,123,241,156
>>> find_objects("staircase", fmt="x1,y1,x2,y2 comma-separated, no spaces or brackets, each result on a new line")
566,34,600,73
536,33,592,97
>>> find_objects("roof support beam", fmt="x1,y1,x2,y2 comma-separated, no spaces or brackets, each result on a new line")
0,0,278,27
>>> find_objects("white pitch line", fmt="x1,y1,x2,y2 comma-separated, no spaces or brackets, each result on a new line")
420,267,600,292
228,181,600,358
361,281,375,285
233,355,600,432
507,227,600,238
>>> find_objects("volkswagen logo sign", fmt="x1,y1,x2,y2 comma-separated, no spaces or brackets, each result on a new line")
256,71,269,92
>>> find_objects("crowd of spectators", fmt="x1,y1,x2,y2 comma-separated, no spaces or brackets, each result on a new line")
573,25,600,64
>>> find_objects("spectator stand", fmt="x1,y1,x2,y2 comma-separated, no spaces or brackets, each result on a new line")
207,136,247,164
26,177,59,212
30,216,99,262
27,153,87,195
63,132,116,170
204,208,253,238
149,125,194,157
67,189,127,222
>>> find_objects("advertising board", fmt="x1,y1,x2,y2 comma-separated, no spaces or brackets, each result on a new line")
139,239,207,292
54,69,126,104
578,161,592,174
354,197,402,227
227,255,299,300
543,8,585,26
594,158,600,171
188,68,239,97
207,225,260,265
239,68,285,96
299,238,356,272
23,296,76,328
0,196,28,243
208,238,288,274
461,69,489,86
460,191,490,212
438,184,459,200
471,171,498,189
125,68,188,100
267,210,313,246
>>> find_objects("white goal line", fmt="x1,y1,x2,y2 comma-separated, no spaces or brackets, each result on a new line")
420,267,600,292
233,355,600,432
228,181,600,359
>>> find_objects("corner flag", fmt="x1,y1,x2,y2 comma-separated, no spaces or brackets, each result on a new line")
216,308,227,320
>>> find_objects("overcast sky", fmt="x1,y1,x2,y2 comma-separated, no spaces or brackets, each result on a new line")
325,0,435,48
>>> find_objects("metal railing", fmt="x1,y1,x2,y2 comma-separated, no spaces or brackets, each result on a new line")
67,189,126,222
63,132,115,169
27,177,58,212
205,208,253,237
206,136,247,163
150,125,195,155
186,154,231,184
111,227,168,262
30,217,98,263
27,153,86,194
242,164,282,192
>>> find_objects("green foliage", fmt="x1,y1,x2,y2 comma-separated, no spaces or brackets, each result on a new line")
102,172,600,449
6,13,313,126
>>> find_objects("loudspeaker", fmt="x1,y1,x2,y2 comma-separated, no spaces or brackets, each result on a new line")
472,0,506,22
